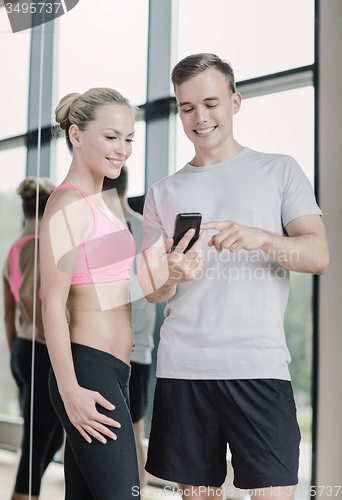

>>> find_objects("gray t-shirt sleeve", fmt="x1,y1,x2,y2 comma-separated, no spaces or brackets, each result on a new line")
281,156,322,228
142,186,168,251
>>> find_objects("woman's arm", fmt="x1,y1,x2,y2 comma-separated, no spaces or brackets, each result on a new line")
138,231,205,303
40,190,120,444
3,261,17,350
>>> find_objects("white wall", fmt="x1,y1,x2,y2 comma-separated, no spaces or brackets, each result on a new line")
316,0,342,491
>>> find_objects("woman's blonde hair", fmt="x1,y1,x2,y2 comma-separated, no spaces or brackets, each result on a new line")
18,177,55,219
55,88,135,153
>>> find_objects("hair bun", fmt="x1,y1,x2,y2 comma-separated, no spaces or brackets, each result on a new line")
17,177,37,200
17,177,55,200
55,92,81,130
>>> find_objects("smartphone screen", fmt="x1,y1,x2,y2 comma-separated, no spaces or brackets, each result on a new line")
171,213,202,253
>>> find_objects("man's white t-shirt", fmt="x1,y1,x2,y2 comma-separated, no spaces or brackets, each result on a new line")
142,147,322,380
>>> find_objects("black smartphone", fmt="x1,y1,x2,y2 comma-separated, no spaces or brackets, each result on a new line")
171,213,202,253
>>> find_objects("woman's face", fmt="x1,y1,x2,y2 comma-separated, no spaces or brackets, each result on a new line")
73,103,135,179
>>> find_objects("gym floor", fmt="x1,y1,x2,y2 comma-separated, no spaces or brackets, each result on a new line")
0,448,181,499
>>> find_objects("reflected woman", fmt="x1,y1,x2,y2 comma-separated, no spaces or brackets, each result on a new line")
3,177,64,500
39,88,140,499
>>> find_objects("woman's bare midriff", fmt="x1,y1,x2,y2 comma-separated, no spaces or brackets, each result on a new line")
67,279,133,365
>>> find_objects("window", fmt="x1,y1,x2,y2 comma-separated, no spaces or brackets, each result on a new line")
0,9,30,140
177,0,314,81
125,120,146,198
52,0,149,194
234,86,315,489
234,86,315,184
55,0,149,108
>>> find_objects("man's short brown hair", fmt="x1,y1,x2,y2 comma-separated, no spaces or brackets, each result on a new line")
171,53,236,94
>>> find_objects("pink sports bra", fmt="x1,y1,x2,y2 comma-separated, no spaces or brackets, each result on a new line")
50,184,135,285
9,235,41,302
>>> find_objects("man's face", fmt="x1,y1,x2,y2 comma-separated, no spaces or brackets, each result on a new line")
175,68,241,164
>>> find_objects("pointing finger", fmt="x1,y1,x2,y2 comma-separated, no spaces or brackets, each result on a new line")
201,221,228,231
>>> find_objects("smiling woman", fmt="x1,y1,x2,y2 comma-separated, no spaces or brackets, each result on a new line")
39,88,140,499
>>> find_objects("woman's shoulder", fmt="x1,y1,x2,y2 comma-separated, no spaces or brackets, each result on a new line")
44,186,93,232
46,186,85,213
41,185,93,250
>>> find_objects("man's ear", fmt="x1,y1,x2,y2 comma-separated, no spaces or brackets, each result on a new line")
69,124,81,149
232,92,242,115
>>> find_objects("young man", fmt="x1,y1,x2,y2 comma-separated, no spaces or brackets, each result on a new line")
139,53,329,500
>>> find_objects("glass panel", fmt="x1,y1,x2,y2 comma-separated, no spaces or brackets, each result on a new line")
0,8,30,139
175,116,195,172
234,86,315,185
53,136,72,186
0,146,27,416
176,86,315,183
284,272,313,500
126,120,146,198
176,87,314,182
177,0,314,82
53,120,145,196
55,0,149,110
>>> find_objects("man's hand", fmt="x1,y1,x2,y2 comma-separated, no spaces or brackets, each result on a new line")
201,220,266,253
202,215,329,275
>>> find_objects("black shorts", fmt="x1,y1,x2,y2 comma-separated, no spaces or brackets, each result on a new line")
145,378,300,490
129,362,150,423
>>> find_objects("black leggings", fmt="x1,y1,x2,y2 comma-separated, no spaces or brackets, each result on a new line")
10,337,64,496
49,343,140,500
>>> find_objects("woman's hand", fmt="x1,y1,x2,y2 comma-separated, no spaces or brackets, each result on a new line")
62,385,121,444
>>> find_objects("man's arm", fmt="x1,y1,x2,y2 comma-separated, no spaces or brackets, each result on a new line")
201,214,329,275
261,215,329,274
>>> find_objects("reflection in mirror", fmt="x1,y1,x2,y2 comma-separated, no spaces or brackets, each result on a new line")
2,177,64,500
0,149,27,420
